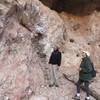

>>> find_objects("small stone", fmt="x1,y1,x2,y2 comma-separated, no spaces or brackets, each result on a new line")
5,96,9,100
28,89,33,95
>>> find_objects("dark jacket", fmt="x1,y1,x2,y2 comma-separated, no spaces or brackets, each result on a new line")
49,50,61,66
79,56,93,81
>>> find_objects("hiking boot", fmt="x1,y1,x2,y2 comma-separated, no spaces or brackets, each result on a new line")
73,95,80,100
49,84,54,87
55,84,59,87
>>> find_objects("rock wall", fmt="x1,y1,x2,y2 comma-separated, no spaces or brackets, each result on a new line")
0,0,100,100
59,12,100,68
0,1,46,99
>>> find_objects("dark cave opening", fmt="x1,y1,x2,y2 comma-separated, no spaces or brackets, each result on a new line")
39,0,100,15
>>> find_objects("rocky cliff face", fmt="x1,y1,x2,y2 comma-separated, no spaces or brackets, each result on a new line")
0,0,100,100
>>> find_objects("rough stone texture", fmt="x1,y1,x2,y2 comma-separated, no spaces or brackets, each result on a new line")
0,4,45,98
0,22,45,99
0,0,66,99
59,12,100,67
32,76,95,100
58,12,100,99
0,0,100,100
15,0,66,54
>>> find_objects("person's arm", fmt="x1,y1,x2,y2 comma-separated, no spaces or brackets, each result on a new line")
79,58,85,72
58,52,61,66
80,57,92,73
86,58,93,72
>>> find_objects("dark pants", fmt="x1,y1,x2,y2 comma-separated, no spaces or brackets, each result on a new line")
77,79,90,97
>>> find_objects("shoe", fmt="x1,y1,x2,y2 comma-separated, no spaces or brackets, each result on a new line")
85,98,90,100
49,84,54,87
55,84,59,87
73,95,80,100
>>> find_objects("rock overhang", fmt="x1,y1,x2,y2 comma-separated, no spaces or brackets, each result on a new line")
40,0,100,15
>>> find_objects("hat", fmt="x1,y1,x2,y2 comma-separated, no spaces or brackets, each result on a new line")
82,51,90,56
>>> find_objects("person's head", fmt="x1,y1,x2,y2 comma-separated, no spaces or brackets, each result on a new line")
81,51,90,57
53,46,59,51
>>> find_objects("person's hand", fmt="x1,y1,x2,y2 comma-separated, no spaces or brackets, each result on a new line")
57,66,61,70
59,66,63,70
57,67,59,70
59,66,65,70
76,67,81,71
78,67,81,71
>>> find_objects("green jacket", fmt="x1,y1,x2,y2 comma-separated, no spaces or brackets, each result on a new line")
79,56,93,81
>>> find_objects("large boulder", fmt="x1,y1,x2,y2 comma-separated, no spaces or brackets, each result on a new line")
0,16,45,99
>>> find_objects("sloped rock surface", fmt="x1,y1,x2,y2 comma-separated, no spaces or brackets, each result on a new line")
31,74,95,100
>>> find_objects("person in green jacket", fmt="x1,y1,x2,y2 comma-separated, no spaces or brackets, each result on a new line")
73,51,93,100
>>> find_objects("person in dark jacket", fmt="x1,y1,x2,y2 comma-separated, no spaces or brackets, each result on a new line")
73,51,93,100
49,47,62,87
